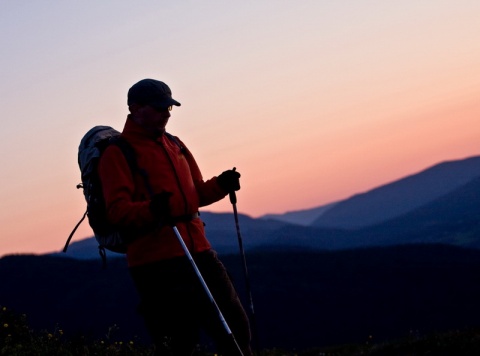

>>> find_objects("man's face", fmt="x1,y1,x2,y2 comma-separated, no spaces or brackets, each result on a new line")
132,104,171,135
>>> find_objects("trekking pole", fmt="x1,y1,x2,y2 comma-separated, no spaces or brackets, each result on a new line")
171,225,244,356
228,176,261,355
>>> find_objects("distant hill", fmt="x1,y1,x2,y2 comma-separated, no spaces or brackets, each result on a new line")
260,176,480,251
58,211,291,260
259,202,338,226
350,175,480,248
263,155,480,229
5,245,480,351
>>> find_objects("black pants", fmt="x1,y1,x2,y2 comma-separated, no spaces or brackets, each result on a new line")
129,249,252,356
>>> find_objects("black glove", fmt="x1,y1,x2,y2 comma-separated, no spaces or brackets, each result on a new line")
149,191,172,222
217,169,241,192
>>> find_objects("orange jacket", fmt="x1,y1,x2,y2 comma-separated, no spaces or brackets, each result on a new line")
98,117,228,267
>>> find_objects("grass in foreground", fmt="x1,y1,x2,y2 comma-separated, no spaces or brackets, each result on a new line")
3,305,480,355
0,305,154,356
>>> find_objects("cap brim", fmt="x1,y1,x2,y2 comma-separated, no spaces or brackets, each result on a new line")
150,98,181,110
170,98,181,106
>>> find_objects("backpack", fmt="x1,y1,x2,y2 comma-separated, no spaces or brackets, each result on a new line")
63,125,140,262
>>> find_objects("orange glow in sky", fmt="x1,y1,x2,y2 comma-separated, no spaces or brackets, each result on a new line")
1,1,480,256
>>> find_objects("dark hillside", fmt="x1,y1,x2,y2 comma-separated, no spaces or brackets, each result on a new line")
3,245,480,350
0,255,144,342
248,245,480,349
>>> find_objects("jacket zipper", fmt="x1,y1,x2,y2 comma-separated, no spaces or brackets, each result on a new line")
158,139,195,252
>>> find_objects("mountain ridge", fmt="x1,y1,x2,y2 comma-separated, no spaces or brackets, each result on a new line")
57,154,480,260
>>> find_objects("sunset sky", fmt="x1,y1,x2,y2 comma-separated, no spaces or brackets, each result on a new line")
1,1,480,256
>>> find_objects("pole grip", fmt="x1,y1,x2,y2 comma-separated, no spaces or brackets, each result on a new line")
229,191,237,204
229,167,238,204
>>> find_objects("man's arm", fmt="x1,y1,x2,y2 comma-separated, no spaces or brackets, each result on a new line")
98,145,156,228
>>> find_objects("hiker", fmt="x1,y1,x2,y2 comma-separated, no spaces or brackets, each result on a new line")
97,78,253,356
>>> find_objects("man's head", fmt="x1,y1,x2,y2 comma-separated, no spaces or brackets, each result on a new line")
127,79,181,110
127,79,181,136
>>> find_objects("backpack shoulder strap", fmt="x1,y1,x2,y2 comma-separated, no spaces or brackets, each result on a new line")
165,132,185,153
110,136,155,197
109,136,138,173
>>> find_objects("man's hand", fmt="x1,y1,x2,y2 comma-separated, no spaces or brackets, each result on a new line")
217,169,241,192
149,191,172,222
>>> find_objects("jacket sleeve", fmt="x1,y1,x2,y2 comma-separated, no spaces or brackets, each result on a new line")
98,145,156,228
177,138,228,207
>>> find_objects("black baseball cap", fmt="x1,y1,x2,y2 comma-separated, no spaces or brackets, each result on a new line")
127,79,181,109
